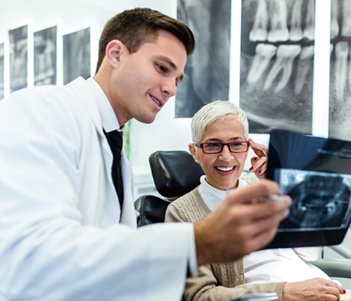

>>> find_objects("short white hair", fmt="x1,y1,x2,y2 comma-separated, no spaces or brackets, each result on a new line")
191,100,249,144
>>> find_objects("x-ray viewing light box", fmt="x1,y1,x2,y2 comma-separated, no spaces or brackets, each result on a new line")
265,129,351,249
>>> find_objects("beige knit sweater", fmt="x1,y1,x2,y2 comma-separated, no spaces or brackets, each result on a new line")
165,187,285,301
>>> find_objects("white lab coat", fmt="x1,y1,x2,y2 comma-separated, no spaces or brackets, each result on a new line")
0,77,193,300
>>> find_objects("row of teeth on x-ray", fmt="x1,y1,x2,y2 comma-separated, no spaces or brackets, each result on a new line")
246,0,351,99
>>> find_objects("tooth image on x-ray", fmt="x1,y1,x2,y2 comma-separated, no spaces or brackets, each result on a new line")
174,0,231,118
329,0,351,141
240,0,315,133
276,170,351,230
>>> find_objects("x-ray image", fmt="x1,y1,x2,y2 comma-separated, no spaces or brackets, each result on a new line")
63,27,90,85
34,26,57,86
0,43,4,100
275,169,351,231
175,0,231,118
240,0,315,134
329,0,351,141
265,129,351,248
9,25,28,93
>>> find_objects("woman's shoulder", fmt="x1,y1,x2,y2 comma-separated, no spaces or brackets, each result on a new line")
166,187,209,222
169,187,201,208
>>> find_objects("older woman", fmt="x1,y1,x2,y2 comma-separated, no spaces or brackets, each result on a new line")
165,100,345,301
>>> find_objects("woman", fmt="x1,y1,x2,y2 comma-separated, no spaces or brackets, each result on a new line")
165,100,345,301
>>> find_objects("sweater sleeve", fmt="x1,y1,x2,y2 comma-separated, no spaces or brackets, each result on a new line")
185,264,285,301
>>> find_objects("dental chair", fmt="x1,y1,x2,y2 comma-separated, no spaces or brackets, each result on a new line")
134,150,204,227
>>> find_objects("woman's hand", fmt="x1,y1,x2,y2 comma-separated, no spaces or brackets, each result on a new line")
248,138,268,179
283,278,345,301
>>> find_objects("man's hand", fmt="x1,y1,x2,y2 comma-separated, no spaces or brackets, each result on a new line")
194,179,291,266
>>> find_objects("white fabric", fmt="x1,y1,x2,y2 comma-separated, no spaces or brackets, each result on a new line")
244,249,329,283
199,176,329,283
0,77,194,301
198,175,249,212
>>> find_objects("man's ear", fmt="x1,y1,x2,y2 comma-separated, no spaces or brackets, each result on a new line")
105,40,125,66
188,143,200,163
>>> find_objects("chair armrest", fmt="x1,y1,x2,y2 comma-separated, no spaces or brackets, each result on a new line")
330,245,351,259
312,259,351,278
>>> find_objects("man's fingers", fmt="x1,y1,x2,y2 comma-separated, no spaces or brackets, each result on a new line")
196,180,291,265
226,180,280,204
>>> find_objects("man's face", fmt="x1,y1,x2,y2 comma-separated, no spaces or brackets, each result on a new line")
111,30,187,126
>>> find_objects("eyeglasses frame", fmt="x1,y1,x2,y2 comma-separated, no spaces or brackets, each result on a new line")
194,140,250,154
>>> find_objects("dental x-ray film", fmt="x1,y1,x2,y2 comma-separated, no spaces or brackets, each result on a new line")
265,129,351,248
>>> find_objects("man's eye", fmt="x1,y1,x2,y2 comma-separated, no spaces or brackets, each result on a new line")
156,64,167,73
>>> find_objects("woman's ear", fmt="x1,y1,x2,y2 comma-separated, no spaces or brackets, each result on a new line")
188,143,200,163
105,40,125,66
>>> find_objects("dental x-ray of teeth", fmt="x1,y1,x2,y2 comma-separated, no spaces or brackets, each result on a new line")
240,0,315,134
175,0,231,118
34,26,57,86
329,0,351,141
175,0,351,140
63,27,90,85
0,43,4,100
9,25,28,93
265,129,351,248
276,169,351,231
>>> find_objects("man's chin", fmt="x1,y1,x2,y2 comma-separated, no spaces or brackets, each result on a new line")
137,114,157,124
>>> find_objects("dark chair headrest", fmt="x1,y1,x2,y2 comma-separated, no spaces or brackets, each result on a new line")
149,150,204,198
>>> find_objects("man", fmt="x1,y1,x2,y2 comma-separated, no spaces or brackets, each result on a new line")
0,8,290,300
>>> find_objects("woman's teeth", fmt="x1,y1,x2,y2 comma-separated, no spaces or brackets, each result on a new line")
216,166,234,172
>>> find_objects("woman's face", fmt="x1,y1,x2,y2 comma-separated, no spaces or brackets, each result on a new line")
189,118,249,190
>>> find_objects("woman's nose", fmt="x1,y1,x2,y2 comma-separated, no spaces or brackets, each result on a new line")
218,144,234,160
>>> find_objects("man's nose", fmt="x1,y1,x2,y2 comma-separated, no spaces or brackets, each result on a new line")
162,77,177,97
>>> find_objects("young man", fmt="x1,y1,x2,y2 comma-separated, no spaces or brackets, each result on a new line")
0,8,290,301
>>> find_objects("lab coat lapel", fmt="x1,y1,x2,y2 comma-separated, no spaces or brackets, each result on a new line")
67,77,122,219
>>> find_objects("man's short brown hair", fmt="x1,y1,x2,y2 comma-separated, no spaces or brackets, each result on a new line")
95,7,195,73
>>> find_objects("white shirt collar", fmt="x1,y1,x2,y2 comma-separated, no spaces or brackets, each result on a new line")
198,175,249,211
88,78,122,133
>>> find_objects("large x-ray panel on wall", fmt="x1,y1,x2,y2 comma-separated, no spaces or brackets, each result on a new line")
175,0,231,118
329,0,351,141
240,0,315,134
